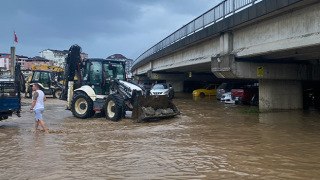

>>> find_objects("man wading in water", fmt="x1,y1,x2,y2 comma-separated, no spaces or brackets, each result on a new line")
30,84,49,133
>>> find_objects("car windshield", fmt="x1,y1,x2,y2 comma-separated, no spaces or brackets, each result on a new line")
201,85,210,89
153,84,167,89
218,83,228,89
225,83,234,90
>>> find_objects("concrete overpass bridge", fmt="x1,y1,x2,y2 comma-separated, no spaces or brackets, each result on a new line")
131,0,320,110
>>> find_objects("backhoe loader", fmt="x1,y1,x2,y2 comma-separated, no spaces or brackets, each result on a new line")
25,64,64,98
60,45,180,122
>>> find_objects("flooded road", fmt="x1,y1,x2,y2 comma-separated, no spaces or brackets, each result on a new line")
1,94,320,179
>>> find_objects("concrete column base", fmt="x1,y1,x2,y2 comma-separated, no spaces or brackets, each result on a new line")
259,80,302,110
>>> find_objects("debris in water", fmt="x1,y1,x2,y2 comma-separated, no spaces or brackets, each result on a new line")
142,107,175,117
141,107,155,116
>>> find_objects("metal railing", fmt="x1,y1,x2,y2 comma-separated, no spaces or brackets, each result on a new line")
133,0,263,67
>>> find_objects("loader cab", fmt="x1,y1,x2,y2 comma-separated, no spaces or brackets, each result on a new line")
81,59,126,95
54,71,64,82
30,70,51,93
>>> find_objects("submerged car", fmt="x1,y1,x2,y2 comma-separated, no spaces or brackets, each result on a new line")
216,82,248,100
192,84,219,97
231,82,259,106
150,83,174,98
221,92,235,104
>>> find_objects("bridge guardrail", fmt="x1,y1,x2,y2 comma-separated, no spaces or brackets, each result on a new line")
133,0,263,68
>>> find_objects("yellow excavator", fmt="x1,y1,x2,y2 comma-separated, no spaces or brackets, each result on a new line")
28,64,64,83
25,64,64,98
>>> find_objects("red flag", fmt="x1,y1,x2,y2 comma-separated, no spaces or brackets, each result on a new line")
14,31,18,43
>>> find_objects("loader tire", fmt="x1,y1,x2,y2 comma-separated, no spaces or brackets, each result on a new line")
105,94,124,122
71,92,95,119
53,88,62,98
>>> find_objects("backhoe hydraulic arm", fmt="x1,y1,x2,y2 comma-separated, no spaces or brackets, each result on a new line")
60,45,82,101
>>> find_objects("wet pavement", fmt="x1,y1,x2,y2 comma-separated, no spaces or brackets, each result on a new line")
1,93,320,179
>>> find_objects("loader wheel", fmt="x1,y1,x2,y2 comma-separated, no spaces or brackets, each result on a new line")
53,88,62,98
105,94,124,122
71,93,95,119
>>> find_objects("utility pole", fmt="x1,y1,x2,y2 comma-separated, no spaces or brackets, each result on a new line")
10,46,15,76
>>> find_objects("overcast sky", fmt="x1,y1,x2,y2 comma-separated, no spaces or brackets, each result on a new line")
1,0,219,60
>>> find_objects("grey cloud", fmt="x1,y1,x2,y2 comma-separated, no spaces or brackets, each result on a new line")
0,0,220,59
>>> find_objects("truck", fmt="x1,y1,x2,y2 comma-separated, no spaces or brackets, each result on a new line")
231,82,259,106
0,64,21,121
60,45,180,122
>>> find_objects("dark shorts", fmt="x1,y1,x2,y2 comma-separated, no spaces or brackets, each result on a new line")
34,108,44,121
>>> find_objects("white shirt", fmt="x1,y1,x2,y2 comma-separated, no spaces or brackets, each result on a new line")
33,90,45,110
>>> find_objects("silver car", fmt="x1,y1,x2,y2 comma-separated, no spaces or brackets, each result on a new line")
217,83,229,100
150,83,174,98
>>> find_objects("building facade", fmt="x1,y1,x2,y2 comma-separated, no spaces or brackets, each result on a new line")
16,55,28,70
40,49,68,67
40,49,88,67
0,54,30,71
0,53,12,71
81,52,88,59
24,56,53,70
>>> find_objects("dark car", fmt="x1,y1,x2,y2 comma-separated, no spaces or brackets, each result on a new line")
216,82,248,100
231,82,259,106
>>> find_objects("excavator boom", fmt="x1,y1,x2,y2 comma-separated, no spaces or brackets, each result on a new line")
31,64,64,72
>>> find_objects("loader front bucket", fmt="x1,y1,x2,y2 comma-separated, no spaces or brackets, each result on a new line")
132,95,180,122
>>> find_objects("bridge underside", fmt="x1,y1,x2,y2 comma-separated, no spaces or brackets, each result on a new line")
133,0,320,110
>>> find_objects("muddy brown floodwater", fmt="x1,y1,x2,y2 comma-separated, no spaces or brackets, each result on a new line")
1,94,320,179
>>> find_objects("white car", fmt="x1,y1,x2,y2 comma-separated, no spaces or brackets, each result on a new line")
150,83,174,98
220,92,235,104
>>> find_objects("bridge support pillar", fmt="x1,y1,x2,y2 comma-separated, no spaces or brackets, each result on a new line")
259,80,303,110
211,32,238,78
